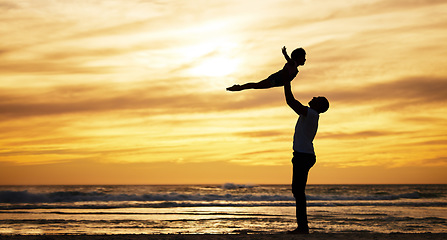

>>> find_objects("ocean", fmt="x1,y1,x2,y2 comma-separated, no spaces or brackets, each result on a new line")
0,184,446,235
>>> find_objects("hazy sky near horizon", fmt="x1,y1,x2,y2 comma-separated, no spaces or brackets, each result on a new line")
1,0,446,184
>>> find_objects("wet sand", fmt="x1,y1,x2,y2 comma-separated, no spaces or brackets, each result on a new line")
1,233,446,240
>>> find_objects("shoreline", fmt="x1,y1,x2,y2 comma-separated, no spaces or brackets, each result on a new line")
1,233,446,240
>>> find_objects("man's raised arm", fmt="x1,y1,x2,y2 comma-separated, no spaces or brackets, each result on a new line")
284,81,308,116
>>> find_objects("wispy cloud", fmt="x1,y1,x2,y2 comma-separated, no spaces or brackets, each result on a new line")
325,76,447,107
0,0,446,184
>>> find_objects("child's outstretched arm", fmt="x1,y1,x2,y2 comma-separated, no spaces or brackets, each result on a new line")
282,46,292,62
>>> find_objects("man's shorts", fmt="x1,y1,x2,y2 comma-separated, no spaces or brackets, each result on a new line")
291,152,316,196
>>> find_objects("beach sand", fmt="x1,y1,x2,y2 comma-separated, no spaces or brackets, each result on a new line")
1,233,446,240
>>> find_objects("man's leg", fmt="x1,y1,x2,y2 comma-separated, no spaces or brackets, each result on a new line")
290,153,316,233
294,169,310,230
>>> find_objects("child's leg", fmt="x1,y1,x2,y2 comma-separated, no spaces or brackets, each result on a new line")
227,79,272,91
246,79,272,89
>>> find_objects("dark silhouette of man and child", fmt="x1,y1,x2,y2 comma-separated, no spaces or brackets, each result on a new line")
227,46,329,234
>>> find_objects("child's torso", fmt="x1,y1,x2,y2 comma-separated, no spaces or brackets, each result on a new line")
281,61,298,80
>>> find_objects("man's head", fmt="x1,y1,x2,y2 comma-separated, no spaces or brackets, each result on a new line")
309,96,329,113
291,48,306,66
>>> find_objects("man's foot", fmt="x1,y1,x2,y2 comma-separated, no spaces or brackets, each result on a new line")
226,85,243,91
287,227,309,234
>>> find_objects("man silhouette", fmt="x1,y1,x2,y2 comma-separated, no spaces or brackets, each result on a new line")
283,80,329,234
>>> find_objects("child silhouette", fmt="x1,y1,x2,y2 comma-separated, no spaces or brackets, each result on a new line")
227,46,306,91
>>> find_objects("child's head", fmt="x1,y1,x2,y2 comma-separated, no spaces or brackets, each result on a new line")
291,48,306,65
309,96,329,113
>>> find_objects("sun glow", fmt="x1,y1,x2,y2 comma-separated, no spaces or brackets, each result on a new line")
1,0,447,185
189,56,239,77
179,40,241,78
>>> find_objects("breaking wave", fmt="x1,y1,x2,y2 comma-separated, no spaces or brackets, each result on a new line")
221,183,255,189
0,189,445,209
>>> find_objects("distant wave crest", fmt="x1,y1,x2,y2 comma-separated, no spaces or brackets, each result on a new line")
0,190,291,203
221,183,255,189
1,189,443,207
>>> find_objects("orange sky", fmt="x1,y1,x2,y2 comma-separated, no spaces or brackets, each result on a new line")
1,0,446,185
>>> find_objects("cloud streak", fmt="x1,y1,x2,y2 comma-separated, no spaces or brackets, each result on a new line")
326,76,447,106
0,0,446,184
1,75,444,122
